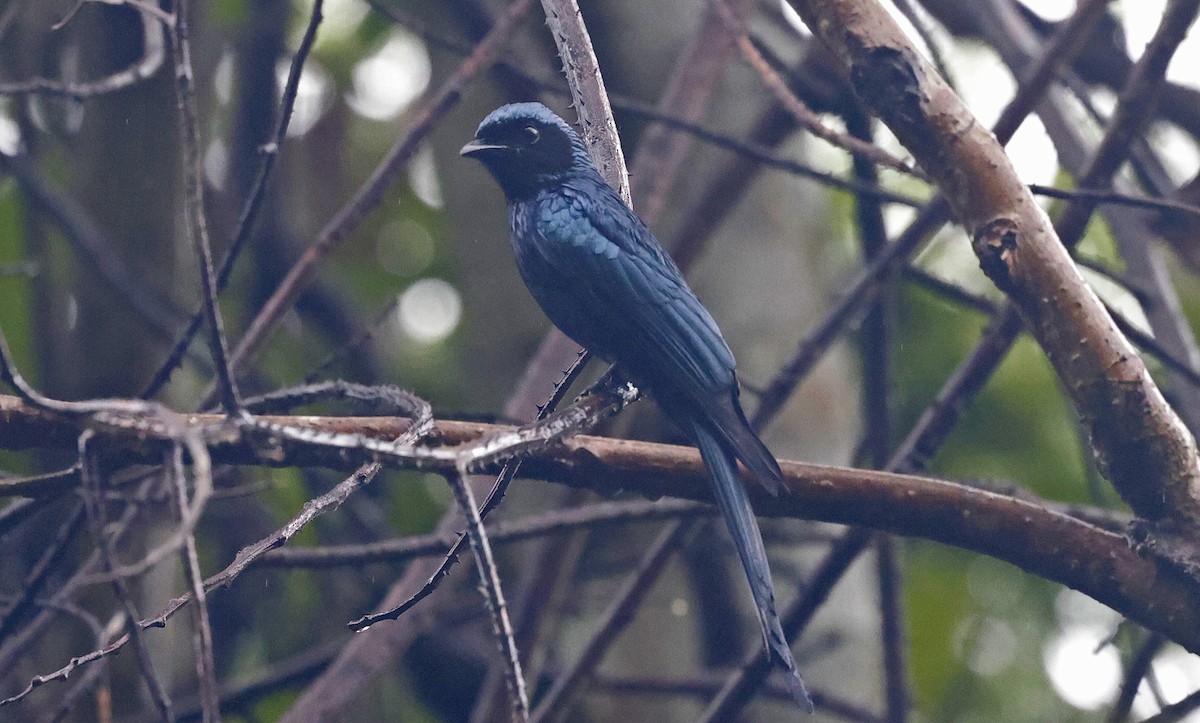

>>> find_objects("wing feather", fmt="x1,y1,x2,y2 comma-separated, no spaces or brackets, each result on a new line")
519,180,736,405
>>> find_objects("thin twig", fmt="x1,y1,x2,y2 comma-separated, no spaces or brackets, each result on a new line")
351,352,592,626
221,0,538,388
141,0,326,400
168,0,241,414
46,607,120,723
1029,184,1200,222
0,150,188,344
0,501,86,643
1110,632,1166,722
0,6,165,97
752,200,947,427
889,0,955,90
214,394,431,594
170,444,220,722
846,104,910,723
593,673,882,722
876,536,908,721
1139,686,1200,722
79,435,174,722
169,639,342,723
626,0,758,227
713,0,921,178
301,294,400,385
0,469,164,692
905,265,1200,390
257,499,714,568
445,469,529,721
528,520,692,723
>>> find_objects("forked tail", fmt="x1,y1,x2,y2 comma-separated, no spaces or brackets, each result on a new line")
693,422,812,712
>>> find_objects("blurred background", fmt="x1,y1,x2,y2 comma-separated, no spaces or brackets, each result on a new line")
1,0,1199,720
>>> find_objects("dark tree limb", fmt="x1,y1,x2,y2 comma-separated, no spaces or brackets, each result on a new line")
2,395,1199,662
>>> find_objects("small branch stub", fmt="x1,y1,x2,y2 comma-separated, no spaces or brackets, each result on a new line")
972,218,1021,295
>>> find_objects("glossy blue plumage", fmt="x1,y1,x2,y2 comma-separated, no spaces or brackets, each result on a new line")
463,103,810,711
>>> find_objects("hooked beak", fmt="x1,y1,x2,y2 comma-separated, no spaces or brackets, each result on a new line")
460,139,508,157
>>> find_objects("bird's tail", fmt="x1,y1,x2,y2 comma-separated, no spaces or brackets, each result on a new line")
709,394,784,495
693,423,813,712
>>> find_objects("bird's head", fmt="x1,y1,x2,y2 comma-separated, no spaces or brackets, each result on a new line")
461,102,587,201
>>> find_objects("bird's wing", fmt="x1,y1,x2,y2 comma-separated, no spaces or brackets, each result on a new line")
525,179,782,489
530,180,738,403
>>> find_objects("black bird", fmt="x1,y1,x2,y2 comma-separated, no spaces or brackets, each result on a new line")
462,102,811,710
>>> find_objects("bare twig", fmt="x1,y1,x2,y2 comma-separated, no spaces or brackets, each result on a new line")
168,0,241,414
528,520,692,723
213,394,432,595
845,104,910,723
79,436,174,721
355,353,592,627
0,501,86,643
169,639,342,722
627,0,757,226
752,200,946,427
1029,184,1200,222
169,444,219,723
445,469,529,721
889,0,954,89
256,499,713,568
713,0,921,178
1139,686,1200,722
0,6,165,97
142,0,325,400
223,0,537,386
903,265,1200,392
0,150,188,343
593,673,882,722
1109,632,1167,722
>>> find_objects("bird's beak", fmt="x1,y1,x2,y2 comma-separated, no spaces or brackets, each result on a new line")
460,139,507,157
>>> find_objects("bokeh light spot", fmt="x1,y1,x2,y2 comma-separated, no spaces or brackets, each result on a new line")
397,278,461,343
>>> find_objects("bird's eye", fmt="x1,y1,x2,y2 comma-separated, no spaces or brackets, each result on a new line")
522,126,541,144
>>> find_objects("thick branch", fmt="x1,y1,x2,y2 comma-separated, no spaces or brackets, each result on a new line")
0,394,1197,654
786,0,1200,530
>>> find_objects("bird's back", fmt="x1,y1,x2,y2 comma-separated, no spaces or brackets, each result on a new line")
510,174,737,401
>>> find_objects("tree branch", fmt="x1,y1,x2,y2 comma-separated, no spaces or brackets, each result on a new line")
785,0,1200,535
1,394,1198,659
